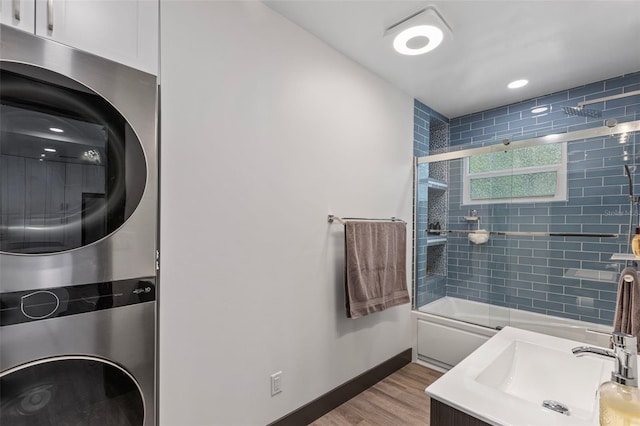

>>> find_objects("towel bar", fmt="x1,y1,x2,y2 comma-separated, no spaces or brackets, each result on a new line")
328,215,405,224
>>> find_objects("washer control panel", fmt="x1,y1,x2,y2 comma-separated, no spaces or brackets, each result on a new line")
0,278,155,326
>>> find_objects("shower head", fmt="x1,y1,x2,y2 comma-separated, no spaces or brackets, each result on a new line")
562,106,602,118
563,91,640,119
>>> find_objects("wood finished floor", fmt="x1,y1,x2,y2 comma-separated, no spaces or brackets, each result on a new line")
309,363,443,426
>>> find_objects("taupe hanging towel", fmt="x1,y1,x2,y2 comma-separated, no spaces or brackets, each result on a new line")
344,221,410,318
613,267,640,351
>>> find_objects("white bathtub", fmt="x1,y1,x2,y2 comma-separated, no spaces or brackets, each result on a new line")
413,296,612,371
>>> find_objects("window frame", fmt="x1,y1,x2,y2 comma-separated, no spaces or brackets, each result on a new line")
462,142,568,205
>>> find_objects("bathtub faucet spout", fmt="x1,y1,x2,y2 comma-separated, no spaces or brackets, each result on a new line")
572,332,638,388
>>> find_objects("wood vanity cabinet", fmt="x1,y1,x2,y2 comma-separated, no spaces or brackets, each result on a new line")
0,0,158,75
431,399,491,426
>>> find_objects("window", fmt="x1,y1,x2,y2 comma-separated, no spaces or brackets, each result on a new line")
462,143,567,205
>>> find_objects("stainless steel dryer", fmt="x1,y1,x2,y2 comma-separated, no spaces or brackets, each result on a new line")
0,25,158,426
0,278,156,426
0,25,158,291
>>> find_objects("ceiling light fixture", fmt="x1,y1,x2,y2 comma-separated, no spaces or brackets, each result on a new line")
531,106,548,114
44,148,57,152
82,149,102,164
385,6,452,57
49,127,64,133
508,79,528,89
393,25,443,56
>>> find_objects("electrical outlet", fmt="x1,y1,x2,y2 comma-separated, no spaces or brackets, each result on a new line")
271,371,282,396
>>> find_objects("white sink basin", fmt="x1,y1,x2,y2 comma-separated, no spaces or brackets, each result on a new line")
475,340,606,421
426,326,618,426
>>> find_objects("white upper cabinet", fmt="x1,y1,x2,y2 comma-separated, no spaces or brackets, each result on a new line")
0,0,36,33
1,0,158,75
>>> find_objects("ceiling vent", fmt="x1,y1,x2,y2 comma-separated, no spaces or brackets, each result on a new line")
384,6,453,56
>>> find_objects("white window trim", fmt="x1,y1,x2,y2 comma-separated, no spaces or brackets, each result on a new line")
462,143,568,205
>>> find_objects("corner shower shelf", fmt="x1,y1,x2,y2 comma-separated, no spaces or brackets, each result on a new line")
610,253,640,261
426,236,447,246
564,268,617,282
420,177,448,190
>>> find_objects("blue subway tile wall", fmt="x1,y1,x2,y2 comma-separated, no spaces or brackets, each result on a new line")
445,71,640,326
450,71,640,147
415,71,640,326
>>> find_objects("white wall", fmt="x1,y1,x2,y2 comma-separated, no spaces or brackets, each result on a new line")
159,2,414,424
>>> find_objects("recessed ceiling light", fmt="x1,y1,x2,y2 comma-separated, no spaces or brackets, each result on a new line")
508,79,528,89
44,148,57,152
531,106,548,114
40,154,46,157
393,25,443,56
49,127,64,133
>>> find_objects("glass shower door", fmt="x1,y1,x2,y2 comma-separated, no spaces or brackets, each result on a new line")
415,153,512,330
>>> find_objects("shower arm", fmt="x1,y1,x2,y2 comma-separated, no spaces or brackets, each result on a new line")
578,90,640,108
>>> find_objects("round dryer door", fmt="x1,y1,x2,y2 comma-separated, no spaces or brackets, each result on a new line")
0,62,148,254
0,357,144,425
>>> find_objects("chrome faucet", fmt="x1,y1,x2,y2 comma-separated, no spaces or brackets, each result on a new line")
572,332,638,388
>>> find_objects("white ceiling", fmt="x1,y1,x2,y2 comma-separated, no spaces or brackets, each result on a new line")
264,1,640,118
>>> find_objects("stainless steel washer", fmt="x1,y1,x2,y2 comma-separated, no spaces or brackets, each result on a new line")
0,278,156,426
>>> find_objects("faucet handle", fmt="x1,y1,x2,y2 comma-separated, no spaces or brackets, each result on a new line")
612,332,638,353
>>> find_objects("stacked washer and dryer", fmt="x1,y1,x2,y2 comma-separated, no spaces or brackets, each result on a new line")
0,26,158,425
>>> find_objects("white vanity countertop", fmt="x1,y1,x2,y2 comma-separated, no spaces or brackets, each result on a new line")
425,326,622,426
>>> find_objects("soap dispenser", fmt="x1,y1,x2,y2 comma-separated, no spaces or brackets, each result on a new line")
633,227,640,258
598,333,640,425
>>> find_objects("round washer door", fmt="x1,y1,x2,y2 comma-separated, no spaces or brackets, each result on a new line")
0,357,144,426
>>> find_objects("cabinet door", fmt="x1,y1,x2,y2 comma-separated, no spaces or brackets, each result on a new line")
44,161,65,249
0,0,35,33
34,0,158,75
0,156,27,250
24,158,47,250
64,163,83,250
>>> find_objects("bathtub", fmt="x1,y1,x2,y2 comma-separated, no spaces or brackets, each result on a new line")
413,296,612,371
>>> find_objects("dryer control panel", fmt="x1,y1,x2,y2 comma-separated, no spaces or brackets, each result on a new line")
0,278,156,326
